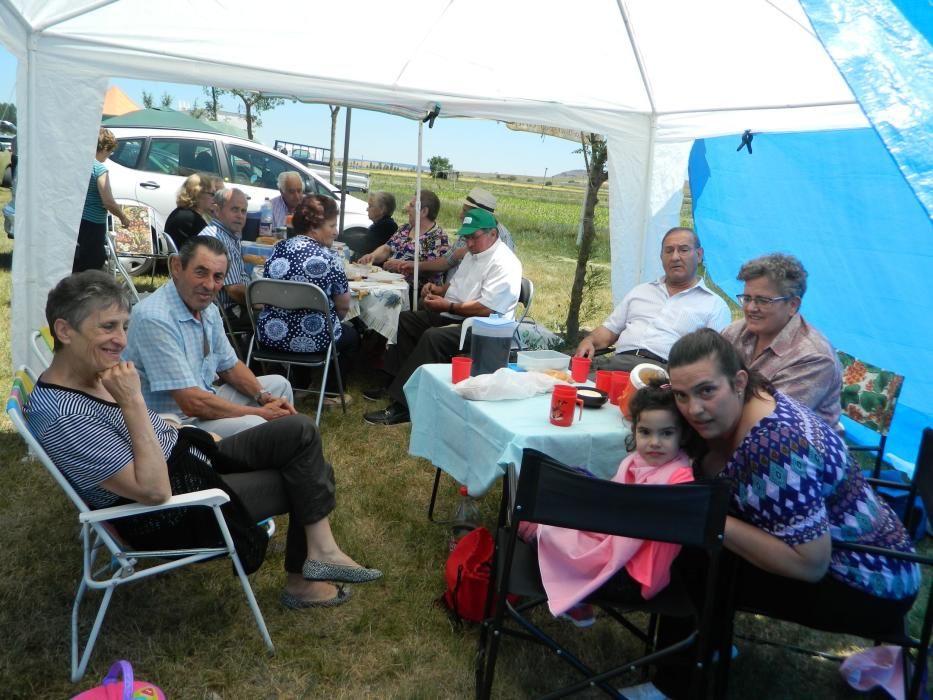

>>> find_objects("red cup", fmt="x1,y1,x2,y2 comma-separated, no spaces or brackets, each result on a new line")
595,370,613,394
549,385,584,427
609,371,631,405
570,356,591,383
452,356,472,384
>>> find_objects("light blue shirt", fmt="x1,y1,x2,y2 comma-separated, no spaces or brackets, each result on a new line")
123,280,238,415
200,221,248,308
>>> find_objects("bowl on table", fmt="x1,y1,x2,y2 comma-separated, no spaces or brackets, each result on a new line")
574,386,608,408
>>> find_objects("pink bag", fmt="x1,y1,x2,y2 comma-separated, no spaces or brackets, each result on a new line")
71,660,165,700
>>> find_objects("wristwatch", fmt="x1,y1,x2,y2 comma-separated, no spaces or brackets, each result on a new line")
254,390,271,405
449,301,455,313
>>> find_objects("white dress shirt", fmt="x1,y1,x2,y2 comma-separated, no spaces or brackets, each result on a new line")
603,277,731,359
444,239,522,320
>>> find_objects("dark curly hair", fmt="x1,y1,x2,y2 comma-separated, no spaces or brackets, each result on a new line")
292,194,339,236
623,377,702,459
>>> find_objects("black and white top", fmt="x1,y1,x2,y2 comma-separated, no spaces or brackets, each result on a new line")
26,381,180,508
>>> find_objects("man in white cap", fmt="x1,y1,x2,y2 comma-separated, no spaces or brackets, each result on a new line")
396,187,516,280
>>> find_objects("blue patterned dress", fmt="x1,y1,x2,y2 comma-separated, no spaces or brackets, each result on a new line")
257,235,347,353
724,392,919,600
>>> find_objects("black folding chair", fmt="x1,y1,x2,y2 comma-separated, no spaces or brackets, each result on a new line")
476,448,731,699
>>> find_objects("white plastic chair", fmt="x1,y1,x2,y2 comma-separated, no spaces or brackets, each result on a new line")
245,278,346,425
7,367,274,682
31,326,54,370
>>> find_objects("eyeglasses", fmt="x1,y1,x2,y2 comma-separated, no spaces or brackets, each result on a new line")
736,294,790,307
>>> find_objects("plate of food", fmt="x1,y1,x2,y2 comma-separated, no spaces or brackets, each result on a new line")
574,386,608,408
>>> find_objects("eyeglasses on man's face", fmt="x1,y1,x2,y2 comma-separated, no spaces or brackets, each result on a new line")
736,294,790,307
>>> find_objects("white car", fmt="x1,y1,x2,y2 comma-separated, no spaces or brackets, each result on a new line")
106,126,371,274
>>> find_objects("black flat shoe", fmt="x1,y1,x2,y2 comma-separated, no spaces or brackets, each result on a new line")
302,559,383,583
363,403,410,426
280,585,353,609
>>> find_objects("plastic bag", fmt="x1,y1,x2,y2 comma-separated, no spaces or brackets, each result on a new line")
453,367,564,401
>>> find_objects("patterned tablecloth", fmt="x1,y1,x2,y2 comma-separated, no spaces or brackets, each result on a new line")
405,364,631,496
240,240,411,342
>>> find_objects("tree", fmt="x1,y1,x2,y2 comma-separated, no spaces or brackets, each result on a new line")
141,90,154,109
201,87,220,121
206,88,285,140
328,105,340,185
159,92,173,109
429,155,452,177
564,133,608,346
141,91,173,109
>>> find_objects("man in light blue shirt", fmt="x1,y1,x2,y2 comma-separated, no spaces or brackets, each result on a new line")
124,236,295,438
200,188,250,312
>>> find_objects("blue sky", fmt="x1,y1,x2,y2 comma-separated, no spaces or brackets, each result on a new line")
0,47,584,177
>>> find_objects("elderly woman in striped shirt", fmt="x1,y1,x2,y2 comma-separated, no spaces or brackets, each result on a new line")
26,271,382,610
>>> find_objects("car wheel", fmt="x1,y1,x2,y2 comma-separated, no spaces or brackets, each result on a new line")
2,165,11,189
119,255,153,276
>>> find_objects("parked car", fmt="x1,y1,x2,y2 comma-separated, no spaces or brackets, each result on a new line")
274,139,370,193
106,126,373,274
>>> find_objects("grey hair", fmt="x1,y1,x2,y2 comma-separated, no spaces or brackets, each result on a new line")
369,191,396,217
45,271,132,351
737,253,808,299
177,235,229,269
212,187,246,210
661,226,701,249
277,171,303,191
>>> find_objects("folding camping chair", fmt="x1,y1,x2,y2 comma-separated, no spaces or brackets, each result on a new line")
31,326,54,369
245,278,346,425
476,448,732,699
7,367,274,682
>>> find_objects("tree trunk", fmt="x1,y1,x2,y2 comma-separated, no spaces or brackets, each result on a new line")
210,88,219,121
329,106,340,185
564,135,608,347
244,99,253,140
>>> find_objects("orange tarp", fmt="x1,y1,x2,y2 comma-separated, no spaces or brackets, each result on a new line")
102,86,139,117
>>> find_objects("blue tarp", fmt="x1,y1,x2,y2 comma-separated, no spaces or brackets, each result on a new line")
690,127,933,466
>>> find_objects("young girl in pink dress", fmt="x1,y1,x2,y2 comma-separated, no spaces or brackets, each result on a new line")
528,380,700,625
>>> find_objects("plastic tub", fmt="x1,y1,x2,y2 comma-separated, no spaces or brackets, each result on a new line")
516,350,571,372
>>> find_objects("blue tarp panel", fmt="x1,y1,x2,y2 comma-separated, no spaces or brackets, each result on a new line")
802,0,932,220
690,128,933,465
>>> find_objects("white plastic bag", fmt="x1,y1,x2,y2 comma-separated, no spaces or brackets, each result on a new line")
452,368,565,401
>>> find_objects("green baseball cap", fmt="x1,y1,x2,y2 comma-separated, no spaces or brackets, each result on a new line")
457,207,497,236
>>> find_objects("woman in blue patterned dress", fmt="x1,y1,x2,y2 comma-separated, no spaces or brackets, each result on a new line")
257,194,357,404
631,328,918,699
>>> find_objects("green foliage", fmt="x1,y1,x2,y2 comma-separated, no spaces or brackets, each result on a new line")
0,102,16,128
428,155,451,175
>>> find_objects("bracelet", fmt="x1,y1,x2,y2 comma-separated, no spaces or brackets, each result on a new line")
449,302,454,314
254,391,268,405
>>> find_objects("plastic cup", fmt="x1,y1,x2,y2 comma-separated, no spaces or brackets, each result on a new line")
595,370,613,394
452,356,472,384
550,385,584,427
570,356,591,383
609,371,630,405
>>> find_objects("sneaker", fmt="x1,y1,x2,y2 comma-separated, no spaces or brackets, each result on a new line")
558,603,595,628
362,386,389,402
322,393,352,409
617,681,669,700
363,402,410,426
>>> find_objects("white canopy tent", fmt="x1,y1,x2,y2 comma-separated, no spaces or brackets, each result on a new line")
0,0,870,371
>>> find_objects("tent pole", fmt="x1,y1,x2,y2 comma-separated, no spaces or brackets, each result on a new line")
337,107,351,239
412,120,423,311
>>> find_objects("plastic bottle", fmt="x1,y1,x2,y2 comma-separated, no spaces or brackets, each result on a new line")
259,198,273,237
448,485,480,551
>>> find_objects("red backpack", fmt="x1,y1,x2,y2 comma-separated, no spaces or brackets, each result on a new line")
443,526,495,623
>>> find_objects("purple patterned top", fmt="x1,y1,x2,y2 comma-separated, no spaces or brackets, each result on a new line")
385,223,449,285
724,392,919,600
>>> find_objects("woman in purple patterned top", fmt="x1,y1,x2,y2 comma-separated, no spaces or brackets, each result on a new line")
636,328,918,699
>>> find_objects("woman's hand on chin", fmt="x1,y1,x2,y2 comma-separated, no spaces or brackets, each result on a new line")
99,361,143,404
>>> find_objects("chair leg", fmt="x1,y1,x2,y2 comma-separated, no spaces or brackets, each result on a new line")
427,467,443,522
71,579,115,682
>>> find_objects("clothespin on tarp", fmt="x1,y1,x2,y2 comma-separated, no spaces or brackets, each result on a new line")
736,129,754,154
423,104,441,128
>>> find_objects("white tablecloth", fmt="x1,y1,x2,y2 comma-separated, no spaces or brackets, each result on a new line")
348,279,410,343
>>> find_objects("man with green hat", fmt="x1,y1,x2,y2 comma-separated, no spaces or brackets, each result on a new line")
364,207,522,426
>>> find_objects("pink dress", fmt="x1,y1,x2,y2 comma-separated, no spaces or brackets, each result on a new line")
533,450,694,616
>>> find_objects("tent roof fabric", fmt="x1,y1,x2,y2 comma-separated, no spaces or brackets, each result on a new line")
101,85,138,117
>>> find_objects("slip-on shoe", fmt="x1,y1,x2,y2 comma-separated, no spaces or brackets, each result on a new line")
363,403,410,426
280,585,353,610
362,386,389,401
302,559,384,584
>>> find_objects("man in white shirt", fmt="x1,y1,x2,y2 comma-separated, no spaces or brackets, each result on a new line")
270,171,304,228
364,208,522,426
574,227,731,372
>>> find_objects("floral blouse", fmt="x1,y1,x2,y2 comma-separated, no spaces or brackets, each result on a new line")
257,235,347,353
385,223,449,285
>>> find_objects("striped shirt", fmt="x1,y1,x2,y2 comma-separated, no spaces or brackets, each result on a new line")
271,195,290,228
82,161,108,224
200,221,248,308
25,381,180,508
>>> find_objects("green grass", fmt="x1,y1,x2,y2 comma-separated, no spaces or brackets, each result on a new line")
0,183,924,698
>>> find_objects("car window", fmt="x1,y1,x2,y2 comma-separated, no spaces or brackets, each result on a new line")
224,144,297,190
111,138,144,169
143,138,219,176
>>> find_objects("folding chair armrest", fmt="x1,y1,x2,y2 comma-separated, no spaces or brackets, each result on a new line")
833,540,933,567
867,477,910,491
849,445,881,453
78,488,231,523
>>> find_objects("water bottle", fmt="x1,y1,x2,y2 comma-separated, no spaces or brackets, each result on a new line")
259,198,273,237
448,485,481,551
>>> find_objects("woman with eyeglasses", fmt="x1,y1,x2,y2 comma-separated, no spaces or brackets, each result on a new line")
164,172,222,249
721,253,842,427
73,128,131,273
